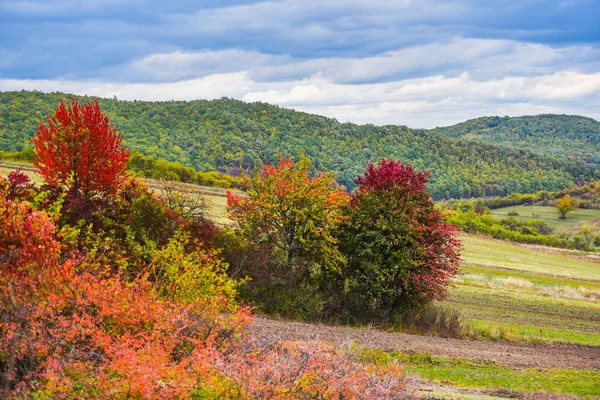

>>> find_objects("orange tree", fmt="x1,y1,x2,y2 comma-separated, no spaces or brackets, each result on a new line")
32,99,129,200
336,159,461,317
227,156,348,285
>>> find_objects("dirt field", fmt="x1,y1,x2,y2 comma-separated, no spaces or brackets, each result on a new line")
251,317,600,370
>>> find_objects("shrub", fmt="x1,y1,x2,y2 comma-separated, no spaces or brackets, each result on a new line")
0,180,409,399
336,159,461,318
227,156,348,312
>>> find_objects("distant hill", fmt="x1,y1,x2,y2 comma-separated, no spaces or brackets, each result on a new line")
1,91,598,200
430,115,600,163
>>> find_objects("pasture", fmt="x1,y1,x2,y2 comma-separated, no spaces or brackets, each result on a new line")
451,235,600,347
490,204,600,230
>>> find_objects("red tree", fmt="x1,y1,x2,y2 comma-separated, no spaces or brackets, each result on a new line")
338,159,461,315
32,99,129,199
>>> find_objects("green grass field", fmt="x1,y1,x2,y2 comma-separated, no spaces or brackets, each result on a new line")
450,235,600,347
359,348,600,399
490,204,600,230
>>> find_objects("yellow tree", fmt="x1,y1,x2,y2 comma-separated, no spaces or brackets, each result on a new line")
556,195,578,219
227,156,348,278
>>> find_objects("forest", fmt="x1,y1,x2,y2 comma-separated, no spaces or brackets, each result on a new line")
1,91,599,200
431,114,600,163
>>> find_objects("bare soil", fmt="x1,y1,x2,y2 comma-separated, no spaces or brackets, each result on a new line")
251,317,600,370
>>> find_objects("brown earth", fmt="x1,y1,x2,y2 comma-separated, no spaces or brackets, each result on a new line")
251,317,600,370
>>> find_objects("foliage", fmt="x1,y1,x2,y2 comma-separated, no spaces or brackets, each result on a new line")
336,159,461,317
0,175,408,399
444,210,587,249
128,151,239,188
227,156,348,283
556,195,578,219
150,233,240,307
2,91,599,200
31,98,129,200
432,114,600,164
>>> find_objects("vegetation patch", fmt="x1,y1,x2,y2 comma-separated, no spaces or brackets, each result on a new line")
358,348,600,399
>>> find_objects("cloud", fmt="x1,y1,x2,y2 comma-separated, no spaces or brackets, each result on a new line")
113,38,600,85
0,72,253,101
119,50,292,82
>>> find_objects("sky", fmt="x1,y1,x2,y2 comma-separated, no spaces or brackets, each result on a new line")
0,0,599,128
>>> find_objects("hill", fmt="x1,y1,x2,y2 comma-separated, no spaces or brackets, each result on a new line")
1,91,598,199
430,114,600,163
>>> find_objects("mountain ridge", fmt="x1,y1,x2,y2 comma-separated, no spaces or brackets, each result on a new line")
1,90,598,200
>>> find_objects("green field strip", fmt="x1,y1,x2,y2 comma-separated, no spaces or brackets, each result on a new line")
461,235,600,280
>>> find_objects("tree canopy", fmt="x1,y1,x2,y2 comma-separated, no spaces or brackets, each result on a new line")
2,91,599,200
31,98,129,199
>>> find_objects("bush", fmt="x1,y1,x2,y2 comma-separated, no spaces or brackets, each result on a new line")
0,177,410,399
336,159,461,318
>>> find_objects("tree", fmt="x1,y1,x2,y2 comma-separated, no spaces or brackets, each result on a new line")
227,156,348,278
31,99,129,200
556,195,578,219
337,159,461,316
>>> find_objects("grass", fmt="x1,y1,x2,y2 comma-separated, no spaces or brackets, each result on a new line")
468,319,600,346
357,348,600,399
490,204,600,230
451,235,600,346
204,194,229,224
460,235,600,280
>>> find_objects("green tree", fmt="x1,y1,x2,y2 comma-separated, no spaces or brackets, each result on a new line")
337,159,461,317
556,195,578,219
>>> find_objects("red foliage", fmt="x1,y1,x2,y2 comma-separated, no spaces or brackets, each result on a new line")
340,159,462,312
217,339,407,399
4,169,33,201
355,159,430,196
31,99,129,199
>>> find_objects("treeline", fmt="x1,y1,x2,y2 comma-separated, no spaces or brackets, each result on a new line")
431,114,600,164
444,193,600,251
442,180,600,211
445,210,596,251
128,151,239,188
0,149,240,189
2,90,599,199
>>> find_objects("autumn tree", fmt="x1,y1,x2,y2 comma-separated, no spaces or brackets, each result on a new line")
227,156,348,280
556,195,578,219
31,99,129,200
337,159,461,316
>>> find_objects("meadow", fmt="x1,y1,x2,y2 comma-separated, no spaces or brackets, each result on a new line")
490,204,600,230
451,235,600,347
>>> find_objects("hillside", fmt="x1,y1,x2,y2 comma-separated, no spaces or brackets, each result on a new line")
430,114,600,163
1,91,598,199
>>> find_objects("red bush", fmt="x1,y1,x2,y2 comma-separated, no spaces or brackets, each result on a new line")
338,159,461,315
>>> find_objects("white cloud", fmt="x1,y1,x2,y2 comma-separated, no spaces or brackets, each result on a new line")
122,50,292,81
0,72,253,101
115,38,600,85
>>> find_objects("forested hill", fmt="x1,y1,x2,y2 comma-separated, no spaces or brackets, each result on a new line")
430,115,600,164
1,90,598,200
